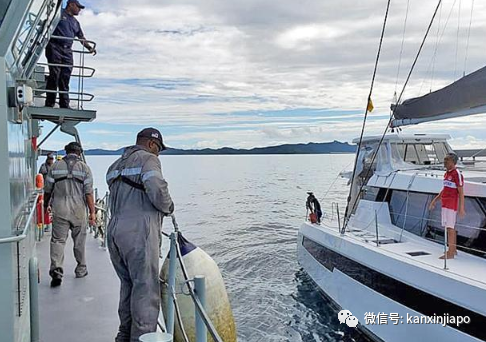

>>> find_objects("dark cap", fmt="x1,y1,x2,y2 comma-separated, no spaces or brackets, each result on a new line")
64,141,84,154
47,153,54,160
137,127,167,151
67,0,85,9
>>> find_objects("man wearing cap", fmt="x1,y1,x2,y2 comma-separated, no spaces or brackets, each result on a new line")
45,0,96,109
44,141,95,287
39,154,55,181
106,128,174,342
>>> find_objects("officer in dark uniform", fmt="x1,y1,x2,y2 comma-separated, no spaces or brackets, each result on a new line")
45,0,96,108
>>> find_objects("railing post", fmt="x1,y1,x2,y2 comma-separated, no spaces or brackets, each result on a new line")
337,203,342,234
29,257,39,342
443,228,448,270
102,192,109,249
374,210,380,247
194,276,207,342
166,232,178,335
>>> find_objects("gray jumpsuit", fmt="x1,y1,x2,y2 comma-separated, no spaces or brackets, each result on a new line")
45,154,93,277
106,145,174,342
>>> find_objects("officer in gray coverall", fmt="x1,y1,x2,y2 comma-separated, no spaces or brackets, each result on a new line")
44,142,95,287
106,128,174,342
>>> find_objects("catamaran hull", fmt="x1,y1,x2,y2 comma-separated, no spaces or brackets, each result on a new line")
297,223,485,342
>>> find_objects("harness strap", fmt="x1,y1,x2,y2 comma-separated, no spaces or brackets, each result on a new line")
54,155,84,184
116,175,145,191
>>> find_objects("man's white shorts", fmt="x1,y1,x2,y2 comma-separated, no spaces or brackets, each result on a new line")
442,208,457,228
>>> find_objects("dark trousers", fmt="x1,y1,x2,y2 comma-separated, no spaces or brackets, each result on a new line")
45,44,73,108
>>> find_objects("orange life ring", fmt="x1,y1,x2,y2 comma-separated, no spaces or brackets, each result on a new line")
35,174,44,190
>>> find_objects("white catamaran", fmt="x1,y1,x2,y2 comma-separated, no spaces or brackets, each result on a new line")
298,1,486,342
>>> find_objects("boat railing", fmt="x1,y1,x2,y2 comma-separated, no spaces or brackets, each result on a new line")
32,35,97,110
0,191,40,245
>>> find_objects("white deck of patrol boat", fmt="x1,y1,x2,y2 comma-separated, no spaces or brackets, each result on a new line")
37,232,120,342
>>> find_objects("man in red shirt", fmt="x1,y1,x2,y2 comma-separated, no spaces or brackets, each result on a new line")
429,153,465,259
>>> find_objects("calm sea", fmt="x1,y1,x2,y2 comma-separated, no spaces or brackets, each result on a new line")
75,154,366,341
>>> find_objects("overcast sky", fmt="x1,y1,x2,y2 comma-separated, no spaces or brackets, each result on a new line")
42,0,486,150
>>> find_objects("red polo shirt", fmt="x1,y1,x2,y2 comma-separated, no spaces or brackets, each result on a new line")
441,168,464,211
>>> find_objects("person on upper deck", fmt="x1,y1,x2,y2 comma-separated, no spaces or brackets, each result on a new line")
44,142,95,287
44,0,96,109
39,153,55,180
429,152,466,259
306,192,322,224
106,128,174,342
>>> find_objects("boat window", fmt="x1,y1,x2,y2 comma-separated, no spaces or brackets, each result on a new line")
391,142,449,166
0,0,12,29
388,190,486,257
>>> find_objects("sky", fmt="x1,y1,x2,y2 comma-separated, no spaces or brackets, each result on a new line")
41,0,486,151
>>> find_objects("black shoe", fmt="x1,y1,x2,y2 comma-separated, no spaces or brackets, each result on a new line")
50,278,62,287
49,267,63,287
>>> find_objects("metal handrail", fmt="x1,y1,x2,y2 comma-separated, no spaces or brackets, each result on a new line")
0,192,40,244
34,89,94,102
34,63,96,78
49,35,97,53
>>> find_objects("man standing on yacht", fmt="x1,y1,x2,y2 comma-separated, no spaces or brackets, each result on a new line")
429,153,465,259
106,128,174,342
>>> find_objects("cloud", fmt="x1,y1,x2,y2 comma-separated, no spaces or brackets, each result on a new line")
52,0,486,149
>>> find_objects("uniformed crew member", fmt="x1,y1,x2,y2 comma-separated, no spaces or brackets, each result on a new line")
39,153,55,180
44,142,95,287
45,0,96,108
106,128,174,342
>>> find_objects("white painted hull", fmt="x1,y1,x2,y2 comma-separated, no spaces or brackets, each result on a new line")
297,223,484,342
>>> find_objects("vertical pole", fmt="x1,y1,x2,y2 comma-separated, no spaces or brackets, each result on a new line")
194,276,207,342
166,232,177,335
375,210,380,247
102,192,109,249
29,257,39,342
337,203,342,234
444,228,448,270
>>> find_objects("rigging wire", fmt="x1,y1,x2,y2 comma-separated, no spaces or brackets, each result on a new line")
394,0,411,96
344,0,444,229
454,0,462,80
420,0,457,94
429,0,443,92
343,0,392,223
463,0,475,76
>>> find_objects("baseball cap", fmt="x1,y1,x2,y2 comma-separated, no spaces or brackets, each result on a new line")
47,154,54,160
64,141,84,154
67,0,85,9
137,127,167,151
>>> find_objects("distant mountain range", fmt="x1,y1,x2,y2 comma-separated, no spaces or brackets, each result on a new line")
83,141,356,155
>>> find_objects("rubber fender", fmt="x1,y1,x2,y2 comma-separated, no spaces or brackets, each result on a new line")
160,234,237,342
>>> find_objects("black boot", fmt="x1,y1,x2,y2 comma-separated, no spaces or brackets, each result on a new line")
49,268,63,287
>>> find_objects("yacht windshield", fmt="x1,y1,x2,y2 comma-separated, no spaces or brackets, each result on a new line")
392,142,450,166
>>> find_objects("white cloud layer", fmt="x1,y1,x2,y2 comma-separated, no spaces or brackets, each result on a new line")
61,0,486,149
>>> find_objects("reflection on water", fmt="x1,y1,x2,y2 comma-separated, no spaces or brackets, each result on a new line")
80,154,366,341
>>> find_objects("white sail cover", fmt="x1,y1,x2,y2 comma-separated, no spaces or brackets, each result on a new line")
391,66,486,127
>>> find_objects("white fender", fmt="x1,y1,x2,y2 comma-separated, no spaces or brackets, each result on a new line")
160,235,237,342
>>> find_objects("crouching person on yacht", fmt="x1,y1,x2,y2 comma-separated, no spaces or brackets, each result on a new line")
44,142,96,287
429,152,465,259
106,128,174,342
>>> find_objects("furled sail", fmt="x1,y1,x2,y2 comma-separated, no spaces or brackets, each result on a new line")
391,66,486,127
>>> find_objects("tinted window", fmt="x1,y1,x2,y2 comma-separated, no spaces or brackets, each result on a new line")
388,189,486,257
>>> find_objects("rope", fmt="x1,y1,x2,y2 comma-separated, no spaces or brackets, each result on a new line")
344,0,392,223
463,0,475,76
394,0,411,96
345,0,444,229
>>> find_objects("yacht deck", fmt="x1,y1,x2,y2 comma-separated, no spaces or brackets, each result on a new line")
37,232,119,342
